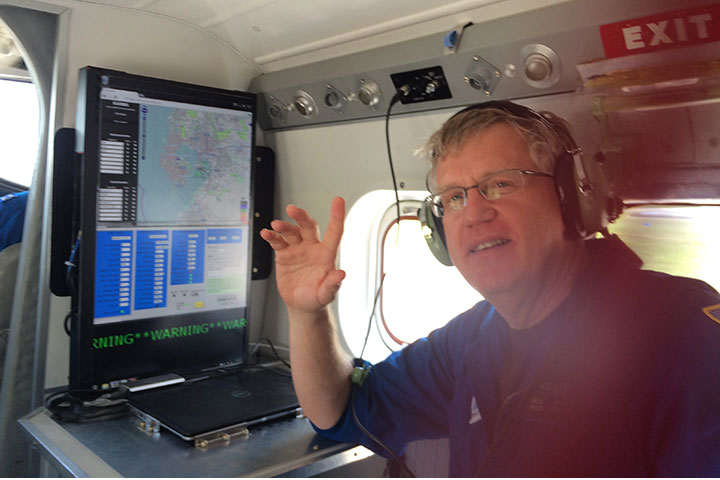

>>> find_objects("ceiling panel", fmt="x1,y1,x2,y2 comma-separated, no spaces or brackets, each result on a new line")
75,0,156,8
142,0,278,28
70,0,566,73
207,0,513,66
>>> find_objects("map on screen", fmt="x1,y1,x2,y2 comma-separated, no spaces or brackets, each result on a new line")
138,105,252,225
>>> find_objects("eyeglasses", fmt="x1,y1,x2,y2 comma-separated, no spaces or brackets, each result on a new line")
427,168,554,217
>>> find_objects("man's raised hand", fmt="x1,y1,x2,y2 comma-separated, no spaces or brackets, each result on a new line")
259,197,346,315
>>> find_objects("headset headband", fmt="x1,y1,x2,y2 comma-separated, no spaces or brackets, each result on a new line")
444,100,579,155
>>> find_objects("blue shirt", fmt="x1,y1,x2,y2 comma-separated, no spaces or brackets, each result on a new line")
315,237,720,476
0,191,28,252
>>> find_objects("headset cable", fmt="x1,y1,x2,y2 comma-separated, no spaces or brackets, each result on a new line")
351,266,416,477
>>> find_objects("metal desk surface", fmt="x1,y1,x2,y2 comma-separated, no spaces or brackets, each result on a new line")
19,408,376,477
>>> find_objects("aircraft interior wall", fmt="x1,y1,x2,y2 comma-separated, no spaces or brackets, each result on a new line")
4,0,717,401
1,0,719,477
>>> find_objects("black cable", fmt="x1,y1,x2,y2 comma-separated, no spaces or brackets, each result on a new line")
474,348,561,476
343,86,414,477
45,388,130,423
359,273,386,360
264,337,292,369
63,236,81,337
251,337,291,369
63,309,76,336
352,256,415,477
351,385,415,477
376,87,409,355
374,306,396,353
65,235,81,296
386,92,403,228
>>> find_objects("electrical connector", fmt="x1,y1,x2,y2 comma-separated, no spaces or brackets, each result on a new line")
350,358,370,386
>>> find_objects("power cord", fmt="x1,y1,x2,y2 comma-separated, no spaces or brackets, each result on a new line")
45,387,130,423
63,309,76,336
248,337,291,370
65,234,81,297
63,235,81,337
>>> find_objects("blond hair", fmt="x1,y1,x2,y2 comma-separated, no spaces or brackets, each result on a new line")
423,104,571,192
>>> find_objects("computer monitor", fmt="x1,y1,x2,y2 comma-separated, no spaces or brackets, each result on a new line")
70,66,256,393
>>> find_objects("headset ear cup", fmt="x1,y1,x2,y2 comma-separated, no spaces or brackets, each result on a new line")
576,151,616,235
553,151,585,238
554,150,615,239
418,201,453,266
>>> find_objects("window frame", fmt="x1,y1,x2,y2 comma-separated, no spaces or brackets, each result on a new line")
377,203,424,348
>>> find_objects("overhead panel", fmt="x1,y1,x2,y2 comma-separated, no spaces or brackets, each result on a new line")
250,21,590,130
249,0,718,131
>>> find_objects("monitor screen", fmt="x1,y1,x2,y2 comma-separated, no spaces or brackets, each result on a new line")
71,66,256,392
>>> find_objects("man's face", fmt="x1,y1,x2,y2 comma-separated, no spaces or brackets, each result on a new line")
436,123,571,298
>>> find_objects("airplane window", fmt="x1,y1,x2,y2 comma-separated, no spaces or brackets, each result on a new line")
0,22,39,189
338,191,481,361
608,205,720,292
0,79,38,188
379,217,481,346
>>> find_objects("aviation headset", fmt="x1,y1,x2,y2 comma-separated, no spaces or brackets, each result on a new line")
418,100,622,266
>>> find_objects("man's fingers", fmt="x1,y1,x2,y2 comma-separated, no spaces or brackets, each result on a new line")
273,199,345,250
323,197,345,252
286,204,321,243
269,219,303,245
259,228,290,251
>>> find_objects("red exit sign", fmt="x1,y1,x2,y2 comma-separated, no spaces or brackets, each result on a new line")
600,4,720,58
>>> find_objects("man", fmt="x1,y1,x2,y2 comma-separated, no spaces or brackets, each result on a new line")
0,190,27,253
260,101,720,476
1,190,28,386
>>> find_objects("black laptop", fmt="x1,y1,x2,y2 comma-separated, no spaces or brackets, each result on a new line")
128,367,300,445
